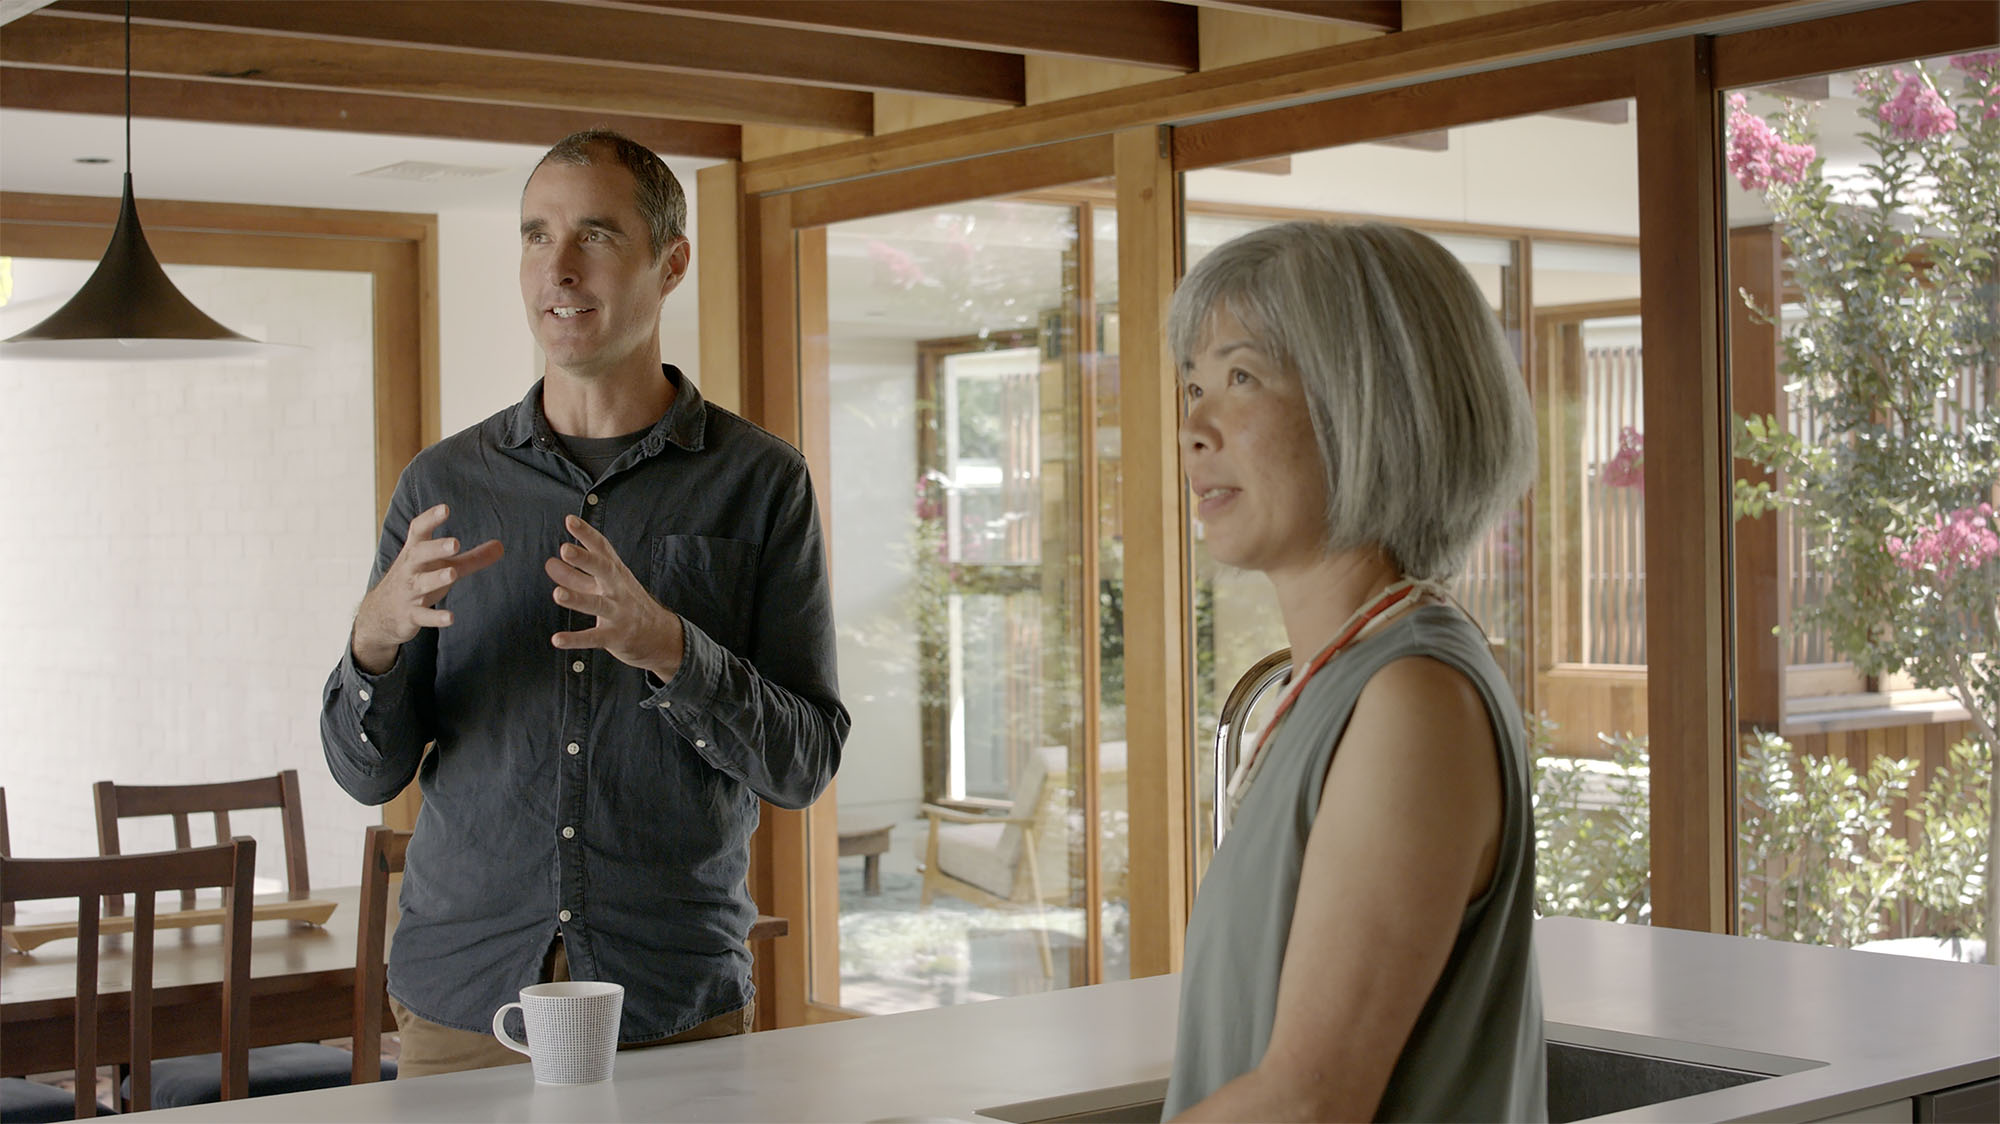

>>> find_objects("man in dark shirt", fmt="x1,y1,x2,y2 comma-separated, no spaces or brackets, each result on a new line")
320,129,848,1077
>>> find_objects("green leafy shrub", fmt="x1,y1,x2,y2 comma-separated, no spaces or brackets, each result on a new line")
1532,717,1990,950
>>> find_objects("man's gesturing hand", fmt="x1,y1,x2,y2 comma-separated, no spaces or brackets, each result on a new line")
547,514,687,681
351,503,505,675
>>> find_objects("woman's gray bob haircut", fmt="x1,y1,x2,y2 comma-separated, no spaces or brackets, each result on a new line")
533,129,686,260
1170,220,1535,581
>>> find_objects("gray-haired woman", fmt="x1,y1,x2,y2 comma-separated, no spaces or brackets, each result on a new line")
1164,220,1546,1122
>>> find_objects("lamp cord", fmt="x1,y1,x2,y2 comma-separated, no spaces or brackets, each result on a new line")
124,0,132,174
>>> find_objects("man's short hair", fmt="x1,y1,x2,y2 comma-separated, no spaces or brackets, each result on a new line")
1168,220,1536,581
532,129,686,260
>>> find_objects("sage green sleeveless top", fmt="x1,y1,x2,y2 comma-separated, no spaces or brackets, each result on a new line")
1163,605,1547,1121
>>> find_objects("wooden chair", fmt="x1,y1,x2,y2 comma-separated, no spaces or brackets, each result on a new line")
0,838,256,1120
94,770,310,916
133,823,408,1106
917,745,1062,980
351,824,410,1084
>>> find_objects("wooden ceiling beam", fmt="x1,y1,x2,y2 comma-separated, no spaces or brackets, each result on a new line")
1,13,872,131
587,0,1200,71
1181,1,1401,32
0,65,741,158
46,0,1023,104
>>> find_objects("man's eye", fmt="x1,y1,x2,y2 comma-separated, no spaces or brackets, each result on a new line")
1184,384,1202,402
1230,369,1252,385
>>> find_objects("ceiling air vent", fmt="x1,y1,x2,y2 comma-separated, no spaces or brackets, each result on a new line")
355,160,506,182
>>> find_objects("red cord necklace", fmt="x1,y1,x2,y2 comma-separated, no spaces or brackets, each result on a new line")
1224,578,1432,814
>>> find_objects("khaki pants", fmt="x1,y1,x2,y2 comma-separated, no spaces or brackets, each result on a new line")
391,941,754,1079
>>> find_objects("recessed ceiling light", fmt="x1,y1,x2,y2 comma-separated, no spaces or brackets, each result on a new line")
356,160,505,183
75,156,111,165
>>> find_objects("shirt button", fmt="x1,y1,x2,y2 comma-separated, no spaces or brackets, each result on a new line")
558,909,572,923
662,701,671,709
695,738,706,748
358,689,371,702
566,742,580,755
359,732,369,743
562,826,575,839
585,493,600,506
572,660,586,673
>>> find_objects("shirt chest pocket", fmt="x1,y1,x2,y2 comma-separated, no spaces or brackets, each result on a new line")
649,535,758,656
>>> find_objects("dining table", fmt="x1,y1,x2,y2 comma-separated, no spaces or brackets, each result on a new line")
2,886,788,1078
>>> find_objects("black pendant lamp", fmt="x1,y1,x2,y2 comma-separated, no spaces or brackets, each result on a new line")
1,1,273,361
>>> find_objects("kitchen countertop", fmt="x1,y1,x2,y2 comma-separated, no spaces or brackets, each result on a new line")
120,917,1997,1122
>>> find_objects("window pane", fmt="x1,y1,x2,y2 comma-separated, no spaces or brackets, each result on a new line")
822,196,1115,1013
1181,102,1651,926
1725,57,1995,959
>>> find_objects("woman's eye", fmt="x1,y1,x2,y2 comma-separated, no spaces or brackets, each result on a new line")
1230,368,1252,385
1184,384,1202,402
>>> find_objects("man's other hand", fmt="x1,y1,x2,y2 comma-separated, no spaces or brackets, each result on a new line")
547,514,687,681
351,503,505,674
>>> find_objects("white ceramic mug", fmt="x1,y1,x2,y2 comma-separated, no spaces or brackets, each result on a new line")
491,980,625,1084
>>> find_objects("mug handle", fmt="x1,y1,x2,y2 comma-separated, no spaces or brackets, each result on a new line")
491,1001,531,1056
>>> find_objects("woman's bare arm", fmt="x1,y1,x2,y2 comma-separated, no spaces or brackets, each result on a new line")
1172,654,1503,1122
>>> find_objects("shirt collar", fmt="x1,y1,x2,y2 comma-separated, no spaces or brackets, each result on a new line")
501,364,708,455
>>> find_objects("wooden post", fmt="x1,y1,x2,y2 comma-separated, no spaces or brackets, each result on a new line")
1729,224,1786,735
1635,37,1735,934
1115,124,1191,976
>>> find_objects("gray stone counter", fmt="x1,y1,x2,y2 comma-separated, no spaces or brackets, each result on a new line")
123,917,1997,1122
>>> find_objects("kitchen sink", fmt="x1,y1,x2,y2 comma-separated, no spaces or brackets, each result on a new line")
977,1031,1823,1123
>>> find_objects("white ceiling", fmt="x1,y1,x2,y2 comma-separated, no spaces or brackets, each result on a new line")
0,107,717,214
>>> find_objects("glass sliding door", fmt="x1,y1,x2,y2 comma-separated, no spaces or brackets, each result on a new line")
812,188,1124,1015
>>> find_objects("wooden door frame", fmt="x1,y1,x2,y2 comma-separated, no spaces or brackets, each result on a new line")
741,137,1119,1026
0,191,440,833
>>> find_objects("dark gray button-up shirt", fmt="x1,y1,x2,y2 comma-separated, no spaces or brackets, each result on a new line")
321,366,847,1040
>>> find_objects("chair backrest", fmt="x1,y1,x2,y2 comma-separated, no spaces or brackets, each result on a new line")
95,770,309,914
0,838,256,1116
350,824,410,1083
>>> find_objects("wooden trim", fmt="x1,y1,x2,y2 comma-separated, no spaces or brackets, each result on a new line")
0,67,742,159
1173,47,1636,170
2,14,875,133
696,162,745,415
1634,37,1734,935
754,192,799,445
739,1,1803,193
787,135,1114,229
1193,0,1402,33
51,0,1029,105
1074,200,1105,986
0,191,436,835
742,189,812,1028
626,0,1202,71
794,223,842,1011
1729,224,1786,732
1712,0,2000,91
1115,125,1190,978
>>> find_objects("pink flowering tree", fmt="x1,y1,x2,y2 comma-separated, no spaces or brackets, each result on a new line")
1733,57,2000,954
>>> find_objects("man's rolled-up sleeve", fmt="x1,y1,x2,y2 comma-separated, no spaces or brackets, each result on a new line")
320,473,437,807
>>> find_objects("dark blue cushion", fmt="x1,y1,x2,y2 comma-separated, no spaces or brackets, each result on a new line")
0,1076,116,1121
125,1043,394,1108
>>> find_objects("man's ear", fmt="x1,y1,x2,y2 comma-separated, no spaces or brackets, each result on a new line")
657,237,692,299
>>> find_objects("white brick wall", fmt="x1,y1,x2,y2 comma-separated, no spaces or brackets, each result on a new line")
0,257,381,892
